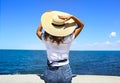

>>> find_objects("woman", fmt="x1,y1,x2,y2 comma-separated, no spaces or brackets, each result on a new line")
36,11,84,83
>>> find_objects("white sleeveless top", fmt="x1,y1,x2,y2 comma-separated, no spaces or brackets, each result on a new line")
42,33,75,66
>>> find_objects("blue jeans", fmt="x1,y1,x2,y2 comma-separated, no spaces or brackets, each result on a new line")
43,64,72,83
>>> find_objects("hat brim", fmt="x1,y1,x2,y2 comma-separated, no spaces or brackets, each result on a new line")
41,11,76,36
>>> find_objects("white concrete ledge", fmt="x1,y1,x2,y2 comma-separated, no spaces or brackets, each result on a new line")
0,74,120,83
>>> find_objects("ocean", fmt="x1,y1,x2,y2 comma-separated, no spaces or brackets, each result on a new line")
0,50,120,76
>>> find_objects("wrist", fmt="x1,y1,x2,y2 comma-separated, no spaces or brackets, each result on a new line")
71,15,76,19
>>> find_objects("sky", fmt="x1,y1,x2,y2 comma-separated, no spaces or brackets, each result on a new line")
0,0,120,50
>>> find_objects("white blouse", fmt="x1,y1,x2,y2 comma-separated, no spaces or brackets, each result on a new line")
42,33,75,66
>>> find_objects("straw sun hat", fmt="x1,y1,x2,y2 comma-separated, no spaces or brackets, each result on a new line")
41,11,76,36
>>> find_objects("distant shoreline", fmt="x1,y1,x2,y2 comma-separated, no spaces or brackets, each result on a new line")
0,49,120,51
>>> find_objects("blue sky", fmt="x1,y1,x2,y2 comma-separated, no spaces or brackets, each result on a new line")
0,0,120,50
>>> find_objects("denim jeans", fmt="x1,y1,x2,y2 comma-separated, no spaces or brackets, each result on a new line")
43,64,72,83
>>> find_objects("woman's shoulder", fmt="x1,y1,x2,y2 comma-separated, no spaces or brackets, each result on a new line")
64,33,75,42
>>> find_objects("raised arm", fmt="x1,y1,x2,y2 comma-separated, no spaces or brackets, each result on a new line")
58,15,84,38
71,16,84,38
36,24,43,40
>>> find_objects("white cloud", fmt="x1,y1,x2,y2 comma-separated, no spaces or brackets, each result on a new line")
72,40,120,50
93,42,99,46
116,40,120,44
109,32,116,38
105,41,111,45
21,43,46,50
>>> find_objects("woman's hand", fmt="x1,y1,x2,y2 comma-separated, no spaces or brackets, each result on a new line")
47,10,52,12
58,15,72,22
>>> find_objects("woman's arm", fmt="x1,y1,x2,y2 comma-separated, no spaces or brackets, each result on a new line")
36,24,43,40
71,16,84,38
58,15,84,38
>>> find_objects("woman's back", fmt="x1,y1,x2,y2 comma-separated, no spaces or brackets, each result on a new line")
42,33,75,66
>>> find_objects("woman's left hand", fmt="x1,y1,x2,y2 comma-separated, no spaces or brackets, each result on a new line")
58,15,72,22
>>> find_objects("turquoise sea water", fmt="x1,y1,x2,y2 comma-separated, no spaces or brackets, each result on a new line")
0,50,120,76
